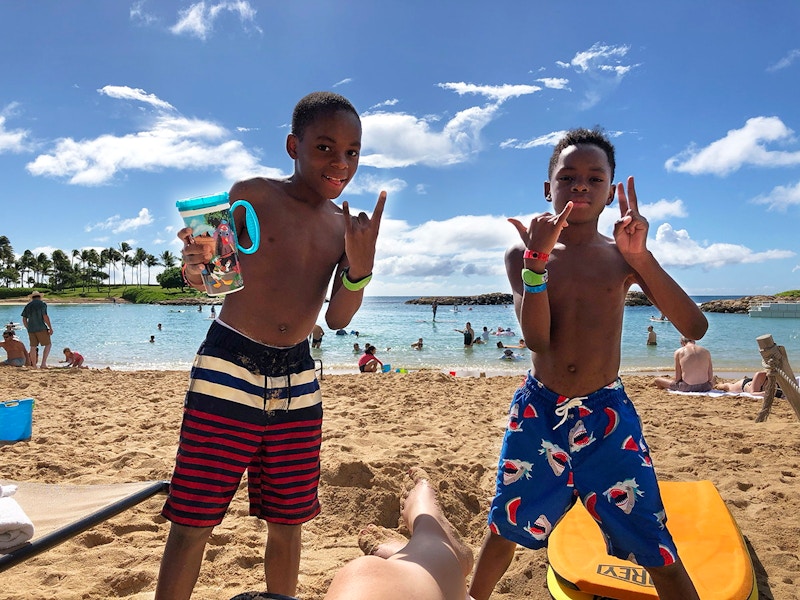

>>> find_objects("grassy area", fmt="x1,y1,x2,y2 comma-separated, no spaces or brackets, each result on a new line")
1,285,201,303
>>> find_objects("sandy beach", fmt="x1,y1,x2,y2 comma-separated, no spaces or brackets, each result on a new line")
1,368,798,600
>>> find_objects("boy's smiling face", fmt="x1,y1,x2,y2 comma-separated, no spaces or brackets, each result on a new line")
545,143,615,224
287,109,362,201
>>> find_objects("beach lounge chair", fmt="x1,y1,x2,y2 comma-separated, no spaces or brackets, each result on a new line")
0,479,168,573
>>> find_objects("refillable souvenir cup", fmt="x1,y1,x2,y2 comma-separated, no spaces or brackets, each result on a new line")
176,192,260,296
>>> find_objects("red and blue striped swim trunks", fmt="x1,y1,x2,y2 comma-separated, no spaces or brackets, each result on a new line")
162,321,323,528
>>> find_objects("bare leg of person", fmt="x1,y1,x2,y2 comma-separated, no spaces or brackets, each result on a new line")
325,468,474,600
468,531,516,600
647,560,700,600
154,523,214,600
265,522,303,597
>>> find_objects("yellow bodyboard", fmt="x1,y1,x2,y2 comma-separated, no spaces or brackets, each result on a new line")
546,480,757,600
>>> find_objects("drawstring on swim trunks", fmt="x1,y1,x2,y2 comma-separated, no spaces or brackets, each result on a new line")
553,396,587,430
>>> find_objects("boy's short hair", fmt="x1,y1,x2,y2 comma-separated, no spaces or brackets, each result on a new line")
549,127,616,181
291,91,359,139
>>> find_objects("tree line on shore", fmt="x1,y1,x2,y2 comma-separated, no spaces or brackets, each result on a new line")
0,235,186,294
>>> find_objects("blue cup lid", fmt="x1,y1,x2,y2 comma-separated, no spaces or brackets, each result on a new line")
176,192,229,211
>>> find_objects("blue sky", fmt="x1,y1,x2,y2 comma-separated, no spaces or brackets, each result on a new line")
2,1,799,297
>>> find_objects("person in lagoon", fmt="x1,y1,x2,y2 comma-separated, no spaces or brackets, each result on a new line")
310,323,325,348
455,322,475,347
646,324,657,345
156,91,386,600
358,344,383,372
411,337,423,350
469,128,706,600
60,347,85,368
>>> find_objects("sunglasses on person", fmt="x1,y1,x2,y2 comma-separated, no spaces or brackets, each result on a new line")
2,333,12,338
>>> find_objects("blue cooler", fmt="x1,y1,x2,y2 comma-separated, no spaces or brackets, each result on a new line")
0,398,34,442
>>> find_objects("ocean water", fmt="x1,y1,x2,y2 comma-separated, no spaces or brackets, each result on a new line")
2,296,799,376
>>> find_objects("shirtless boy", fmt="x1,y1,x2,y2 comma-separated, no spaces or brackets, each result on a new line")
155,91,385,600
469,128,706,600
653,337,714,392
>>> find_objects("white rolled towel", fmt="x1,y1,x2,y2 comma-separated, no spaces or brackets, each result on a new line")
0,485,35,551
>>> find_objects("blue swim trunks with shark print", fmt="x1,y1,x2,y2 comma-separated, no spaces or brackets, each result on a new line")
486,373,679,568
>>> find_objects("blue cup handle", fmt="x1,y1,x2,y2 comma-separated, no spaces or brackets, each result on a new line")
230,200,260,254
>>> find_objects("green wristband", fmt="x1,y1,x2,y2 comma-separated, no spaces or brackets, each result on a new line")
521,268,548,287
342,268,372,291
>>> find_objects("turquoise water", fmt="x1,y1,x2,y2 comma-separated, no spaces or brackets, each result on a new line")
2,297,799,376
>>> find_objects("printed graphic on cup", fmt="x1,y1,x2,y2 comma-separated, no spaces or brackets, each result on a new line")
176,192,260,296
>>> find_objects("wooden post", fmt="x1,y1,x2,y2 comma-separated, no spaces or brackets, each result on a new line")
755,334,800,423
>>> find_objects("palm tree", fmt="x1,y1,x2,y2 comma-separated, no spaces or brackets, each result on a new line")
80,249,91,291
36,253,52,287
145,254,159,285
19,250,36,287
0,236,15,287
133,247,147,286
118,242,132,287
159,250,177,269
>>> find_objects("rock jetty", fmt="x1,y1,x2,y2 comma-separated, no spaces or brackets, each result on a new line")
407,291,654,307
699,295,776,314
406,293,512,306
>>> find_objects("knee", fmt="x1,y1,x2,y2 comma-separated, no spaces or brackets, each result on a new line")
166,523,214,548
266,522,302,545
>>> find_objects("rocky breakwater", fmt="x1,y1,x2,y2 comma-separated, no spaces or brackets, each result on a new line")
406,292,512,306
407,290,655,307
700,295,777,314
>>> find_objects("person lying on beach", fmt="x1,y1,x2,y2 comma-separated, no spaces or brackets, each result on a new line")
1,330,31,367
652,337,714,392
324,468,474,600
715,371,785,397
156,91,385,600
470,128,705,600
60,347,85,368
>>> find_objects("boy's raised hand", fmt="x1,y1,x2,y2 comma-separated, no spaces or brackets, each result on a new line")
508,201,572,253
614,176,649,256
342,191,386,277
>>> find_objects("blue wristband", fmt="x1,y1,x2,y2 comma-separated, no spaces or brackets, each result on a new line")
523,282,547,294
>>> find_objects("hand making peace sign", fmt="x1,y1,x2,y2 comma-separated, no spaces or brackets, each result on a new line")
614,176,649,257
342,190,387,278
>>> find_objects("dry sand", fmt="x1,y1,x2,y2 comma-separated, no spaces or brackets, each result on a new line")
1,368,798,600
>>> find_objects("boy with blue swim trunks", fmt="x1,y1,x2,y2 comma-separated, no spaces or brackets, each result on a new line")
156,92,386,600
469,128,707,600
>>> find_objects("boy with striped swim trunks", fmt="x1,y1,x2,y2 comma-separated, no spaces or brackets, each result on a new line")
468,129,707,600
156,92,386,600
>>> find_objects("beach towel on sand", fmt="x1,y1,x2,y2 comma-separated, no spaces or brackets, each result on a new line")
0,485,34,551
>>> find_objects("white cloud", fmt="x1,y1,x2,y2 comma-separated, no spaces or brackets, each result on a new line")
86,208,154,234
26,89,284,185
767,49,800,72
171,1,260,40
650,222,794,268
345,173,407,196
536,78,570,90
360,103,501,168
333,78,353,87
752,180,800,211
98,85,175,111
556,43,639,109
500,130,566,150
437,82,540,103
665,116,800,176
369,99,399,110
0,114,31,153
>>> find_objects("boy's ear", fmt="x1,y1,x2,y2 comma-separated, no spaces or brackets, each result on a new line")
544,181,551,202
286,134,298,159
606,185,616,206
